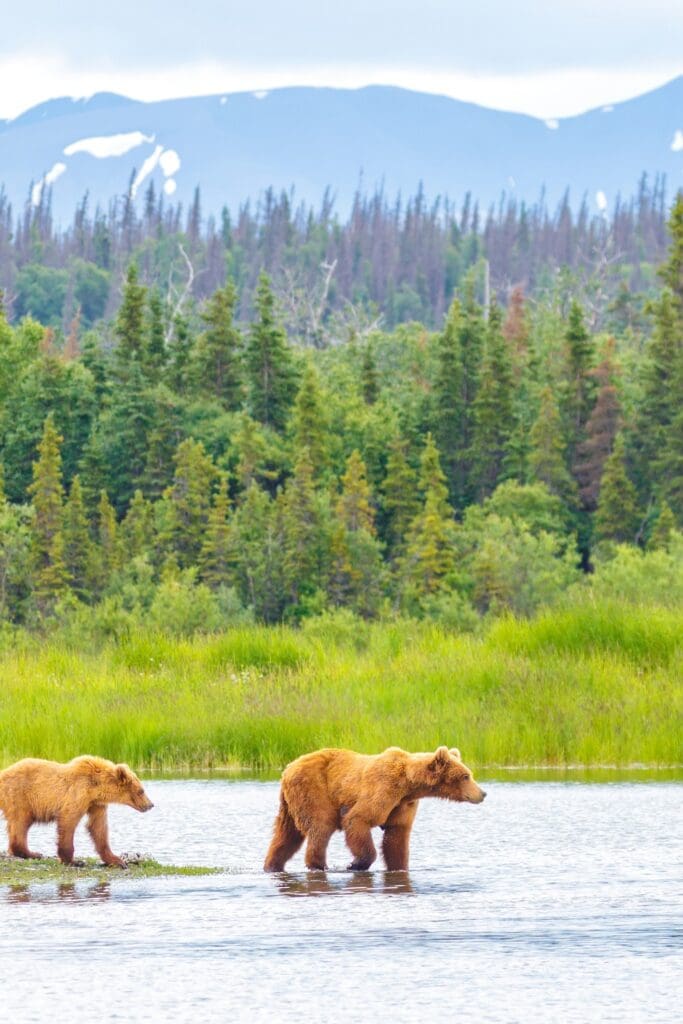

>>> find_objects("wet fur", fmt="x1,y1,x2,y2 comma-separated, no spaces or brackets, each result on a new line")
264,745,485,872
0,755,153,867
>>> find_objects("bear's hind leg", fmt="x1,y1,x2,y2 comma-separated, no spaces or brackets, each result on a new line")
381,800,418,871
57,812,84,866
343,815,377,871
304,823,336,871
87,805,126,868
264,794,305,872
8,814,42,860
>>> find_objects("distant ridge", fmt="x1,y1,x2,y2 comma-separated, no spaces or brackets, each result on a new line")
1,79,682,222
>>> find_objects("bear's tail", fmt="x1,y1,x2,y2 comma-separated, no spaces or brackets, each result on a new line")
263,789,304,872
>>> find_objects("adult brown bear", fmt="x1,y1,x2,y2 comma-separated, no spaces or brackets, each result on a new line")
0,756,153,867
264,745,485,872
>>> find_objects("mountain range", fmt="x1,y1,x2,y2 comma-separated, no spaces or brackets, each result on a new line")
1,78,682,223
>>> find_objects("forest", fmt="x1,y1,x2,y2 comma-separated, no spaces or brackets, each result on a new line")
0,185,681,640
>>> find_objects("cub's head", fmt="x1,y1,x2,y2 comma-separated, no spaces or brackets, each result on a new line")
113,764,154,812
421,746,486,804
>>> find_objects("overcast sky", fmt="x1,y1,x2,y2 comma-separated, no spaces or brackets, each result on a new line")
1,1,682,120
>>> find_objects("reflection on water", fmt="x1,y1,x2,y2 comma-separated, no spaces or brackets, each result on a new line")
4,880,112,905
274,869,414,897
0,779,680,1024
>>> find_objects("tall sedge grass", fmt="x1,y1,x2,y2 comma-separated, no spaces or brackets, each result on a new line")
0,605,681,770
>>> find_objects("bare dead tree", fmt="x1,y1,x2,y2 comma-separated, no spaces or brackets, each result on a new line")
164,242,196,345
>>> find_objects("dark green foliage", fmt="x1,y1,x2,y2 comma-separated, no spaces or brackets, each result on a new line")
245,272,298,431
195,280,243,408
594,436,640,544
468,301,516,500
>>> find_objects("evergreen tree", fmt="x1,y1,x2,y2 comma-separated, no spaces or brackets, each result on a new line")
120,490,155,560
245,272,298,431
161,439,217,568
660,190,683,308
468,302,516,500
231,483,282,622
195,279,243,408
95,490,120,591
28,414,67,612
594,435,640,543
337,450,375,533
432,299,465,507
380,438,420,558
278,448,330,610
648,502,676,550
62,474,94,600
199,475,233,589
291,362,329,478
145,288,166,376
563,299,595,463
114,263,146,368
529,387,578,510
361,343,379,404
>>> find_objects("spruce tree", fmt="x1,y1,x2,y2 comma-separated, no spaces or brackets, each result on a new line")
292,363,329,479
337,450,375,533
468,301,516,500
278,448,330,609
594,436,640,544
648,502,676,550
361,343,379,404
529,387,578,511
231,483,282,622
62,474,94,600
574,356,621,511
120,490,155,560
563,299,595,464
114,263,147,368
195,279,243,408
245,272,298,432
28,414,67,612
145,288,166,376
95,490,121,591
380,438,420,558
660,190,683,309
199,475,233,589
433,299,465,507
161,439,217,568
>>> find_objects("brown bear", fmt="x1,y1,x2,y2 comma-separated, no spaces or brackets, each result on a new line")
0,755,154,867
264,744,486,872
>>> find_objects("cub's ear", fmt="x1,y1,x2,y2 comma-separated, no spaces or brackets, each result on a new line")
116,764,130,784
428,746,450,772
449,747,462,761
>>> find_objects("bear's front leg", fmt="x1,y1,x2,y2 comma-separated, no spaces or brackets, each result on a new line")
87,805,126,868
343,814,377,871
381,800,418,871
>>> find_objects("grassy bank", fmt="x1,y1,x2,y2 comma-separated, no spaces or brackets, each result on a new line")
0,856,219,888
0,604,681,770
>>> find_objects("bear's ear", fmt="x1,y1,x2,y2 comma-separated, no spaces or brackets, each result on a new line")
449,747,461,761
116,764,130,784
428,746,450,773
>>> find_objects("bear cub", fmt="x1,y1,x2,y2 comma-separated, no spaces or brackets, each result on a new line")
0,755,153,867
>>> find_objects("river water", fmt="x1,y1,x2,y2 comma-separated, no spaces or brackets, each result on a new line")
1,778,681,1023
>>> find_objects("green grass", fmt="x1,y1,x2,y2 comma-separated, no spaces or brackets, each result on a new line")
0,857,220,888
0,604,681,770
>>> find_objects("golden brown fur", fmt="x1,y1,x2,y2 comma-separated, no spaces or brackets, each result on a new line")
0,756,153,867
264,745,486,872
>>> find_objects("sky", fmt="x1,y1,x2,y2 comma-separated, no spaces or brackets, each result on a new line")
1,1,682,121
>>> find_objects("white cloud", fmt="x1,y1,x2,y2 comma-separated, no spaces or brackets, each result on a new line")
64,130,154,158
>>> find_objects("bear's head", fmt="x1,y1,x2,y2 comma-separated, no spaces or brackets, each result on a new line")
418,746,486,803
84,758,154,812
113,763,155,812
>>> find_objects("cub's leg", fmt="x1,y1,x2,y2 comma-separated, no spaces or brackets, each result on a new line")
57,812,84,866
342,813,377,871
381,801,418,871
87,805,126,868
8,813,42,860
304,820,336,871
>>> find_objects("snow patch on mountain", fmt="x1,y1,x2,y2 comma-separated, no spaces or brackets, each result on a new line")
64,131,155,159
131,145,163,197
545,118,559,130
596,190,608,212
671,130,683,152
31,161,67,205
164,179,177,196
253,91,269,100
159,149,180,177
